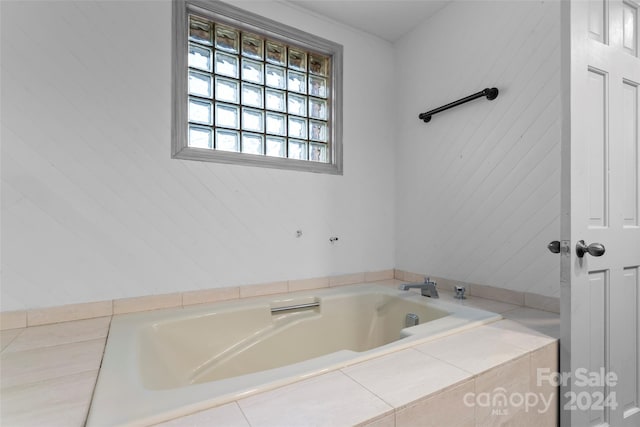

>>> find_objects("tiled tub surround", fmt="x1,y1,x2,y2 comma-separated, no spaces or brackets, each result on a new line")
0,280,560,426
88,284,501,425
0,271,395,330
0,269,559,331
0,317,110,426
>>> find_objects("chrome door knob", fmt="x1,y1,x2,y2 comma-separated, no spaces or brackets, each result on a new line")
576,240,605,258
547,241,561,254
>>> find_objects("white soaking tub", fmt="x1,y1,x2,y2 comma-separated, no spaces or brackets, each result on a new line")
87,283,501,426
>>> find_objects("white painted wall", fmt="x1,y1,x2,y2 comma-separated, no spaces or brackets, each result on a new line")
394,1,562,297
1,0,564,311
0,0,396,310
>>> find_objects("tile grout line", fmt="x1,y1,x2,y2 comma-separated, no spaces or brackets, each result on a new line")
2,317,113,354
83,316,112,427
409,331,540,382
338,367,397,411
234,400,253,427
0,366,104,394
2,335,110,355
354,407,397,427
393,377,478,416
0,329,25,354
408,347,477,378
330,343,543,425
1,334,109,355
336,343,505,415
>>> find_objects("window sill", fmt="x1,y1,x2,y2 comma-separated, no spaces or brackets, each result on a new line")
172,146,343,175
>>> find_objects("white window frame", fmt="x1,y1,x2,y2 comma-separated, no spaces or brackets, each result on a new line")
172,0,344,175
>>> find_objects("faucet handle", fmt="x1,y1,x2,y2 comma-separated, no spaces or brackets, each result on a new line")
424,277,436,285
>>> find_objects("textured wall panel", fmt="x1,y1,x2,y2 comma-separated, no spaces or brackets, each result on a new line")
394,0,561,297
0,0,396,310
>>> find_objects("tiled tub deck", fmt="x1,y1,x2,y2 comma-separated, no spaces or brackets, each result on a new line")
0,280,560,426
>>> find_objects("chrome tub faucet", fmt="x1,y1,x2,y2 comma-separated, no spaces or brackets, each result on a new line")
399,277,439,298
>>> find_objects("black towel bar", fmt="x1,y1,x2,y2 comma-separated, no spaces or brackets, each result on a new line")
419,87,499,123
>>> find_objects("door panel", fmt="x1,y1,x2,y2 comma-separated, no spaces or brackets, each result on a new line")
611,266,639,418
622,80,638,227
562,0,640,426
590,0,609,43
586,68,609,228
622,2,637,55
588,270,608,425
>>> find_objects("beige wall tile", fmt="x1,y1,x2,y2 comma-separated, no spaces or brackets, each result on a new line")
430,276,461,292
0,329,24,353
113,293,181,315
364,270,395,282
526,410,559,427
330,272,365,287
238,371,391,426
431,286,519,313
487,409,530,426
474,354,530,426
459,297,521,314
154,402,250,427
481,320,557,353
342,348,472,408
0,370,98,427
528,342,559,426
356,411,395,427
27,301,112,327
371,279,404,288
182,287,239,307
394,269,407,281
0,338,105,389
501,308,560,339
524,292,560,314
0,311,27,330
415,326,529,375
395,380,475,427
4,317,111,353
239,281,288,298
470,283,525,306
403,271,426,283
288,276,330,292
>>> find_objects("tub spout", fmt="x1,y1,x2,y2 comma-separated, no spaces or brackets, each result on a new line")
399,277,439,298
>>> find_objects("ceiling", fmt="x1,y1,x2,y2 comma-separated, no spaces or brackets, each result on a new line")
286,1,452,42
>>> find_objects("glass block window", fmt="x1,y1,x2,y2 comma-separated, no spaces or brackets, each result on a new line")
173,1,343,174
187,16,331,160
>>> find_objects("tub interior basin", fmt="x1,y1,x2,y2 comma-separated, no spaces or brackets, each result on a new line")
140,292,448,390
88,284,502,426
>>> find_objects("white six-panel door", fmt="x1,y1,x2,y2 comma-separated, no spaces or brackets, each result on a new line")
561,0,640,426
